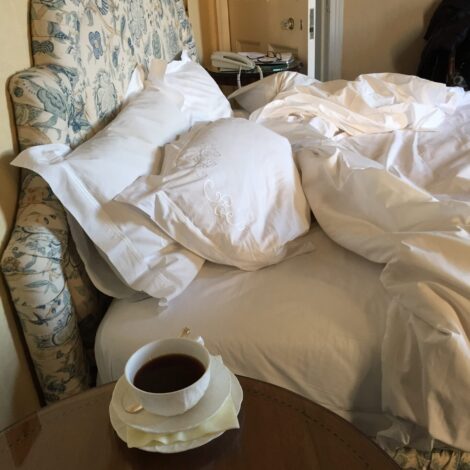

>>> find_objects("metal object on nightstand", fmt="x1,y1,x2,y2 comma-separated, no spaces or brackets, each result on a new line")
206,60,304,88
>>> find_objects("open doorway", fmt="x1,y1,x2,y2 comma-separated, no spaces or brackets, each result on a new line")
187,0,343,80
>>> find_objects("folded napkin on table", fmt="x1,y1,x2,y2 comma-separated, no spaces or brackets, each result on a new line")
126,394,239,448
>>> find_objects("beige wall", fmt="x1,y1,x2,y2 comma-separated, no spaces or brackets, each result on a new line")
228,0,308,66
191,1,439,80
342,0,439,80
0,0,40,431
189,0,220,66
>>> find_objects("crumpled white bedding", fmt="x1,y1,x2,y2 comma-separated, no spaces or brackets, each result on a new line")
243,72,465,136
242,73,470,451
95,72,470,453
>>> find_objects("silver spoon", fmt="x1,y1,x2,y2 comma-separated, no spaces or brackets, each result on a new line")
123,327,192,414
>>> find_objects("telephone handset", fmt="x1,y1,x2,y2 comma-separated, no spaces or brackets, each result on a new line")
211,51,256,71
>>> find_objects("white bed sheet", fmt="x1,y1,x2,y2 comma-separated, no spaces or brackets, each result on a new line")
96,225,393,437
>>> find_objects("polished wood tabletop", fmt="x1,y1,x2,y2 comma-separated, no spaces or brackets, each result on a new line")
0,376,399,469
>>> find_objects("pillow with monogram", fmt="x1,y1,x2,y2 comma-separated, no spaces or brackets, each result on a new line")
116,118,312,270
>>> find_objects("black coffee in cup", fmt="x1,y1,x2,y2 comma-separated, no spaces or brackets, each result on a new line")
133,354,206,393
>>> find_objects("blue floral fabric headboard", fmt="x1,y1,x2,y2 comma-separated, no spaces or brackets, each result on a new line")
13,0,196,150
1,0,196,403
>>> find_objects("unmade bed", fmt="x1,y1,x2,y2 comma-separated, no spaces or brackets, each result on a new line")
2,0,470,466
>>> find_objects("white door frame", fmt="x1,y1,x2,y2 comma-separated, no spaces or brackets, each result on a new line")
307,0,316,78
312,0,343,80
325,0,344,80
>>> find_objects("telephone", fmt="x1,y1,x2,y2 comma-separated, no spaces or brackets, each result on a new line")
211,51,256,71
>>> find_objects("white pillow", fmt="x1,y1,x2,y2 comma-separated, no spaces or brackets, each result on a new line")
66,212,140,299
116,118,312,270
228,71,317,113
123,64,145,103
12,87,205,304
148,51,233,125
69,65,146,299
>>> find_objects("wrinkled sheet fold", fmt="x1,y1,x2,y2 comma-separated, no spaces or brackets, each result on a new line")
296,111,470,451
246,72,470,451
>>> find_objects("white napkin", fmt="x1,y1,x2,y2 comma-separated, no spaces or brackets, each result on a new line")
125,394,239,448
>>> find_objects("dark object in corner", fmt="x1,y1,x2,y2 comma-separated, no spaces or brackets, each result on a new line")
417,0,470,90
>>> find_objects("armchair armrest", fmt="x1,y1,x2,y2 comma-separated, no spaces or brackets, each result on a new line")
1,174,104,402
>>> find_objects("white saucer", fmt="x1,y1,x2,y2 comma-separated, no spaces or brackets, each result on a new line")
111,355,231,433
109,368,243,453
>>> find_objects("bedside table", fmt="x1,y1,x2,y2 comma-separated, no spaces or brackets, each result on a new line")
207,60,303,87
0,376,399,469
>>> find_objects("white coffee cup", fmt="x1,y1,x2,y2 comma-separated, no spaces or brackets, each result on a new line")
124,337,211,416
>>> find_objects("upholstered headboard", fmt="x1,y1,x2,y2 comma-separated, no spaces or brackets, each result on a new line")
12,0,196,150
1,0,195,403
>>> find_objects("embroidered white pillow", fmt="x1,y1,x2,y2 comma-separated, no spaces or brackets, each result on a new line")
116,118,312,270
12,87,204,304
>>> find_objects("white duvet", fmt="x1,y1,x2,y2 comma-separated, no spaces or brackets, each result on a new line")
240,73,470,451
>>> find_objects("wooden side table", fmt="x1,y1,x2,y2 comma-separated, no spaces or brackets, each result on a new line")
207,60,303,87
0,377,399,469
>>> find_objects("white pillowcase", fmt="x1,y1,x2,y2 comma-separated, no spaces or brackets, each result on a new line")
123,64,145,103
116,118,312,270
148,51,233,125
228,71,318,113
70,64,146,299
66,212,140,299
12,87,205,304
228,71,317,113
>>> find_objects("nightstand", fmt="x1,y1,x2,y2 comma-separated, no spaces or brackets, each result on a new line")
206,60,303,88
0,377,399,469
